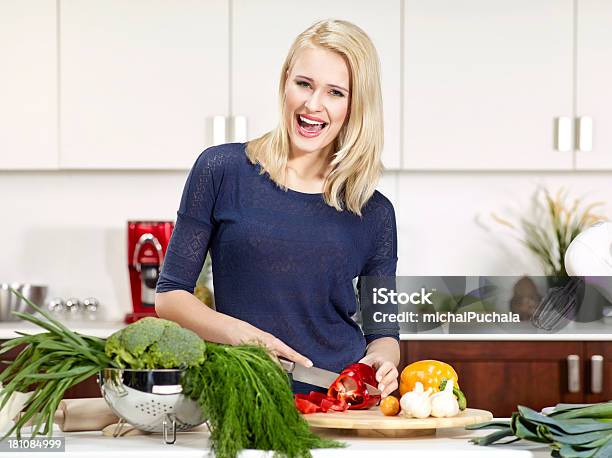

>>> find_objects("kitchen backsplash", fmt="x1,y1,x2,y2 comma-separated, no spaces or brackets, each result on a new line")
1,169,610,321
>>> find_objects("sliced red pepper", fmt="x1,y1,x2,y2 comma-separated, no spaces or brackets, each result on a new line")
328,398,348,411
306,391,328,405
295,362,382,414
319,398,334,411
320,397,348,411
294,397,321,414
294,391,349,414
327,363,381,410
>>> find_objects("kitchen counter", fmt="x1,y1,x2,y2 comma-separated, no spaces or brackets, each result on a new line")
0,320,124,340
0,422,551,457
1,320,611,341
399,320,612,340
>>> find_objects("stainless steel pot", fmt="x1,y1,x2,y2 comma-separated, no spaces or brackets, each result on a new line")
0,284,48,321
98,368,207,444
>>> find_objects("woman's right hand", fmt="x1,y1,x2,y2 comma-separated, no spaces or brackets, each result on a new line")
232,320,313,368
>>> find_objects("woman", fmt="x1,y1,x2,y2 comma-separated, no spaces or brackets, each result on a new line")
155,19,400,397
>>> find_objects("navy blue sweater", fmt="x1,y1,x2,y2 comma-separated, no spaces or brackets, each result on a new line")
156,143,399,393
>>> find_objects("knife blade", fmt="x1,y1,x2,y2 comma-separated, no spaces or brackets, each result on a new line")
279,357,381,395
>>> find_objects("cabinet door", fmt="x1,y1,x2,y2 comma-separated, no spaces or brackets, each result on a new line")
584,342,612,403
403,0,574,170
575,1,612,170
60,0,229,169
401,341,584,417
232,0,401,169
0,0,58,169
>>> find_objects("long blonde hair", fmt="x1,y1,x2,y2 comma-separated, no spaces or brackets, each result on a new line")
245,19,384,216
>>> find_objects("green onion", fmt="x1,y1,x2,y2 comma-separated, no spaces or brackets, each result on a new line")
0,288,110,439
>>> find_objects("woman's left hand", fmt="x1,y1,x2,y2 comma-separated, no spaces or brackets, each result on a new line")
358,353,398,398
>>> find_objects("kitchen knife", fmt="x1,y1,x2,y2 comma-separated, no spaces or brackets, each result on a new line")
279,357,381,395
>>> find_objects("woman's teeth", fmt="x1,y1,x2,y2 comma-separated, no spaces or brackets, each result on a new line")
297,115,327,135
300,115,325,126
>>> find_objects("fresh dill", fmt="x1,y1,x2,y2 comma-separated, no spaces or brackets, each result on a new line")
183,343,344,458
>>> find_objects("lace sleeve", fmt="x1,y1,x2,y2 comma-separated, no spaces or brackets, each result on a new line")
361,197,398,277
156,148,223,293
358,195,400,339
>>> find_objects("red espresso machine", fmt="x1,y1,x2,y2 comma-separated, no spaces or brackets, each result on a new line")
126,221,174,323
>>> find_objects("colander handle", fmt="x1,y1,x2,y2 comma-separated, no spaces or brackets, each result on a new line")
115,382,128,397
162,414,177,444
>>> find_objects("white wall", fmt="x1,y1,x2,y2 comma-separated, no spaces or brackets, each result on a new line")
1,169,610,320
0,170,186,321
387,172,611,275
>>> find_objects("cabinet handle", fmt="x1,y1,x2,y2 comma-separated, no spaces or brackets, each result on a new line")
576,116,593,152
567,354,581,393
213,115,226,146
591,355,604,394
555,117,573,152
233,115,248,143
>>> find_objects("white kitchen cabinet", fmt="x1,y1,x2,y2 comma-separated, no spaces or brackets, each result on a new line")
59,0,229,169
0,0,58,169
231,0,402,170
575,0,612,170
403,0,574,170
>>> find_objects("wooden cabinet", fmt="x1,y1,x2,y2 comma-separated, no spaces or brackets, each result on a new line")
0,0,58,169
403,0,574,170
400,340,611,417
2,338,610,409
59,0,229,169
232,0,401,169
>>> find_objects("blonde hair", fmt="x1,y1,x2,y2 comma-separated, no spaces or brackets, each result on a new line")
245,19,384,216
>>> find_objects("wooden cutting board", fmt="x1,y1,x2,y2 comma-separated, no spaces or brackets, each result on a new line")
304,408,493,438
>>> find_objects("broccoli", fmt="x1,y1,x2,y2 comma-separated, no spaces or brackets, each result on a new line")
105,317,206,369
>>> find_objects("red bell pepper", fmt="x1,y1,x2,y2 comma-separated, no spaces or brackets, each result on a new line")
294,391,349,414
327,363,381,410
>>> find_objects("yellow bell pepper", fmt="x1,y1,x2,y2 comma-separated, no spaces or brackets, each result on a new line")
399,359,467,410
399,360,459,396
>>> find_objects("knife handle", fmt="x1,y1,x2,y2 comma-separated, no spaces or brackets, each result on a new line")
278,357,295,373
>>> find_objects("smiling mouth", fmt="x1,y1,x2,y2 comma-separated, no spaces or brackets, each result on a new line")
296,114,328,134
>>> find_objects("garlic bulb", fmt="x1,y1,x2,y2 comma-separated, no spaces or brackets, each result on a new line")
430,378,460,418
400,382,432,419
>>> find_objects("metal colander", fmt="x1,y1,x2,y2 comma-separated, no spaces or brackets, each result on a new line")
98,368,207,444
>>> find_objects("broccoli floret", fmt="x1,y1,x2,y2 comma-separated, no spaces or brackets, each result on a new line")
105,328,136,368
147,326,207,369
120,317,176,355
106,317,173,368
105,317,205,369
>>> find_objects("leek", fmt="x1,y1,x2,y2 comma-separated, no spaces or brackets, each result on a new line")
467,402,612,457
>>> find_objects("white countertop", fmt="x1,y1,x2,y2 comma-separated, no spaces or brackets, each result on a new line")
400,320,612,340
1,320,611,341
0,422,550,457
0,320,125,340
400,333,612,340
